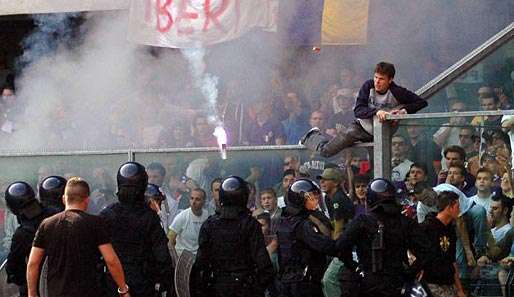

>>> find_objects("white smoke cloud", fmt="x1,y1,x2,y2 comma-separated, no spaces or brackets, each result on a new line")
181,47,220,126
12,12,147,151
7,10,281,153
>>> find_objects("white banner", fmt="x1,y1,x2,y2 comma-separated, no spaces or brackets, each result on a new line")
128,0,278,48
0,0,128,15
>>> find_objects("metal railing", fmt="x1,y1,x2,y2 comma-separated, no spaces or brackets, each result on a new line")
415,22,514,99
372,110,513,178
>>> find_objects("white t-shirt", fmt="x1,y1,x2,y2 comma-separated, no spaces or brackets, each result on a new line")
492,224,512,243
169,208,209,256
470,193,494,213
358,88,399,134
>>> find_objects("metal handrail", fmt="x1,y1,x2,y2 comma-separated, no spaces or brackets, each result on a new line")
0,142,373,158
130,142,372,154
415,22,514,99
0,149,131,157
387,109,514,120
131,144,306,153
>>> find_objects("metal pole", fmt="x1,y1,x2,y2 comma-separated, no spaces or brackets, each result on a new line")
387,109,514,120
128,148,135,162
373,116,392,179
416,22,514,99
238,102,244,145
478,122,485,167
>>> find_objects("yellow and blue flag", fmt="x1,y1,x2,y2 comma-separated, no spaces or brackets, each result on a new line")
322,0,369,45
280,0,369,46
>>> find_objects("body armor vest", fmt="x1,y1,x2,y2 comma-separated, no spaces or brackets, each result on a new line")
209,214,255,276
277,216,310,282
359,211,409,275
101,203,153,294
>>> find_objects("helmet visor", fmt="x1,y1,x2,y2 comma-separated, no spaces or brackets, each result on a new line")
369,180,395,197
304,191,320,210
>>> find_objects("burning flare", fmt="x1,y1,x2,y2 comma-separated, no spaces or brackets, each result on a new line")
213,126,228,160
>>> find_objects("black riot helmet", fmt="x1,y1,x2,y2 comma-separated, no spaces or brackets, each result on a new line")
145,183,165,204
366,178,396,210
285,179,321,214
5,181,43,219
116,162,148,204
39,176,66,209
219,176,249,208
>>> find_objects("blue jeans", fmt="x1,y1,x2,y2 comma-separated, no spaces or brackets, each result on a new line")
322,258,344,297
456,204,488,278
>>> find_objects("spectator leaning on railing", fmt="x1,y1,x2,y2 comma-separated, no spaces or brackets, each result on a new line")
300,61,428,157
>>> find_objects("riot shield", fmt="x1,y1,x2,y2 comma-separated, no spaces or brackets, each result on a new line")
169,243,178,268
174,250,194,297
0,259,19,297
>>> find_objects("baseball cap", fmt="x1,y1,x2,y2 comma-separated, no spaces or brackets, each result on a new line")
317,168,343,183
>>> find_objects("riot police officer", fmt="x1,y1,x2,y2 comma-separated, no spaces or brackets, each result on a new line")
4,181,45,297
39,175,66,215
336,178,431,297
100,162,173,297
276,179,338,297
194,176,274,297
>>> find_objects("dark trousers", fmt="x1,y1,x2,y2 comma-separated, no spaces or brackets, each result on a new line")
210,282,264,297
277,281,323,297
302,122,373,158
340,271,404,297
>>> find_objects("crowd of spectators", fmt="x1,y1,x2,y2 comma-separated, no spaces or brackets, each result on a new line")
0,20,512,296
0,145,512,295
0,106,512,295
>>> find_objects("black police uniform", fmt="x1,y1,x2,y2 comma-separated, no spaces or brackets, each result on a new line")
100,162,173,297
336,178,431,297
194,176,274,297
276,179,338,297
4,182,46,297
39,176,66,215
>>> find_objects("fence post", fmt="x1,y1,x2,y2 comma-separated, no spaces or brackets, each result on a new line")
373,116,392,179
128,148,135,162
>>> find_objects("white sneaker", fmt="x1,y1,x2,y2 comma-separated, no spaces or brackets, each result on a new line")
299,127,320,145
